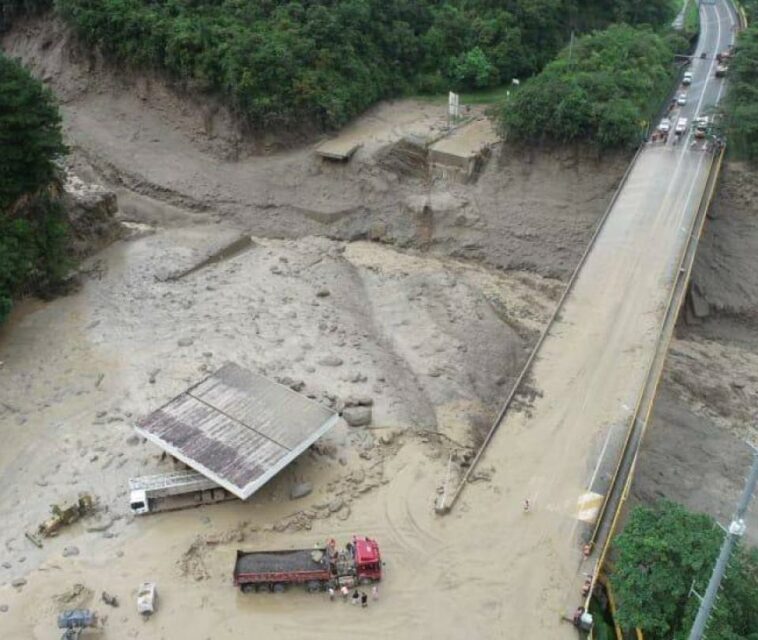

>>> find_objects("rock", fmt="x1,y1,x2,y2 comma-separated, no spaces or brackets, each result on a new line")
338,456,348,466
10,578,26,588
148,368,160,384
379,430,395,445
336,506,351,521
125,434,140,446
318,355,344,367
101,591,119,607
347,469,365,484
0,604,8,613
328,498,344,513
316,288,331,298
177,337,194,347
1,562,11,569
344,395,373,408
290,482,313,500
85,516,113,532
342,406,372,427
62,546,80,558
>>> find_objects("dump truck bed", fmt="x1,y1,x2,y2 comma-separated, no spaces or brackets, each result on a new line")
235,548,327,576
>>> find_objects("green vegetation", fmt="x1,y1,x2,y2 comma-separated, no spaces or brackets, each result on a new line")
611,501,758,639
682,0,701,40
724,3,758,161
0,52,69,322
499,25,677,148
4,0,675,130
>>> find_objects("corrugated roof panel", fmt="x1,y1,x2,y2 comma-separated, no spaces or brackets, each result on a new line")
135,362,338,499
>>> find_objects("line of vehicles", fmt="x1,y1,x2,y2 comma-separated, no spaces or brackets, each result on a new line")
655,46,732,143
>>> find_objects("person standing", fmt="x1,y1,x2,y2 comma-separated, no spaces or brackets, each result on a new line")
371,584,379,601
361,592,368,608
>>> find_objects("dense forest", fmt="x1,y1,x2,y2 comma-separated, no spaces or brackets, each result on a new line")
724,1,758,160
612,501,758,639
0,52,69,322
499,24,680,148
2,0,676,129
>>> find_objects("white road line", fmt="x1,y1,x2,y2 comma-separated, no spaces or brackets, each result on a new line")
587,426,615,490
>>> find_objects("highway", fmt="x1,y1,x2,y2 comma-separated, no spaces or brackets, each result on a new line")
428,0,739,637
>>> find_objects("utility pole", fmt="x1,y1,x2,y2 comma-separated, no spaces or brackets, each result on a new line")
687,444,758,640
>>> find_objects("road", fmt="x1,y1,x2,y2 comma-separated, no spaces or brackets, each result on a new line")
426,1,738,637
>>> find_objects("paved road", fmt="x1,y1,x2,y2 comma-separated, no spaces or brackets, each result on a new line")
428,1,738,637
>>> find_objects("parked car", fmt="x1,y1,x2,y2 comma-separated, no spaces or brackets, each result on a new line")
677,93,687,106
675,117,688,135
658,118,672,133
683,71,693,85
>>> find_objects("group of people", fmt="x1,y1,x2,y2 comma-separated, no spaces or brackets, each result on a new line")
328,584,379,608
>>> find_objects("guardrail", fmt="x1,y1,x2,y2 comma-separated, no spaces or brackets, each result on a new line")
436,141,645,514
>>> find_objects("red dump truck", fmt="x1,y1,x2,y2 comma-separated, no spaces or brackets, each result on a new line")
234,536,382,593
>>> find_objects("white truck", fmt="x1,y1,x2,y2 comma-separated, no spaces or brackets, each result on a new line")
129,470,235,515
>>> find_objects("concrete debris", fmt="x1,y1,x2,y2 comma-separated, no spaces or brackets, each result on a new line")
10,578,26,588
177,337,194,347
62,546,80,557
316,288,331,297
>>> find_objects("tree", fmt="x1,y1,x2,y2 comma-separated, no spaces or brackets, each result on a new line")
0,53,69,322
0,53,67,209
612,501,758,639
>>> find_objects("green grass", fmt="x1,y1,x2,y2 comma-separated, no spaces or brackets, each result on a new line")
683,0,700,37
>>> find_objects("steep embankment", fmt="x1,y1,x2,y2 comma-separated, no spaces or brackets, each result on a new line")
634,162,758,539
2,14,631,279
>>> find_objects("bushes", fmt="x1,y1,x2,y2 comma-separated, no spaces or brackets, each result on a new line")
0,52,69,322
499,25,677,148
612,501,758,639
41,0,676,131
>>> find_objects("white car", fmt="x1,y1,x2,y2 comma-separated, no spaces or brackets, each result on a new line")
137,582,157,616
677,93,687,106
675,117,688,135
658,118,671,133
683,71,693,85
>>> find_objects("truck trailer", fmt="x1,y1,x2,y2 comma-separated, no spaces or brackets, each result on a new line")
233,536,382,593
129,470,235,515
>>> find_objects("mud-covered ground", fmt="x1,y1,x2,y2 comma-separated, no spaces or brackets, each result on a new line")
1,13,756,640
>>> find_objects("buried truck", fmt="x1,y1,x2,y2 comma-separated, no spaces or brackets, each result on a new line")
234,536,382,593
129,470,235,515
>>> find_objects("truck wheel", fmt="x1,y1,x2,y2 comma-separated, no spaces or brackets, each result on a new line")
306,581,322,593
272,583,286,594
240,583,255,594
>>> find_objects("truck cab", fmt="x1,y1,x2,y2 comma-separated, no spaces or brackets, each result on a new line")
353,536,382,583
129,489,149,515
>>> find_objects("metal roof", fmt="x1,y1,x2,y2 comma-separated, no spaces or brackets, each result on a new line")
135,362,338,499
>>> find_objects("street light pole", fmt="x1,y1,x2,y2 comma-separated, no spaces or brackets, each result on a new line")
687,444,758,640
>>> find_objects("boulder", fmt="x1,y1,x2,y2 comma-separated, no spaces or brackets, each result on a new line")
290,482,313,500
343,406,372,427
